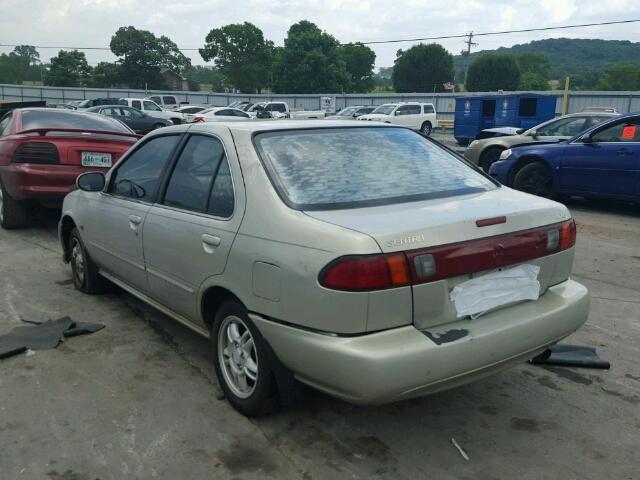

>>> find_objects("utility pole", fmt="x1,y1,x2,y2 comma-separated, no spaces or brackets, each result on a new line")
461,32,478,89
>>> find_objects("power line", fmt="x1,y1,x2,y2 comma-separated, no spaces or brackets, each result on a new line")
359,19,640,45
0,18,638,52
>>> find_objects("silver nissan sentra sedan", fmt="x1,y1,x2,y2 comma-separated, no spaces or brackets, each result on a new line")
59,120,590,416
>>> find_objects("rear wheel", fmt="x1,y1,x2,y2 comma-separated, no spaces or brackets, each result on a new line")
420,121,432,136
513,162,554,198
212,300,280,416
479,147,505,172
0,178,29,229
69,227,105,294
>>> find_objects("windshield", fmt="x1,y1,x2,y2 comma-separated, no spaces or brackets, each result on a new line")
336,107,358,117
372,104,396,115
21,110,133,133
254,127,496,210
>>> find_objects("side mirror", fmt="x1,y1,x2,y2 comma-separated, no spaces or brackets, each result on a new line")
581,133,593,144
394,110,401,116
515,128,525,134
529,129,538,139
76,172,105,192
257,110,272,119
352,113,358,118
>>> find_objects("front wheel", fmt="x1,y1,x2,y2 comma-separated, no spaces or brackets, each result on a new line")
152,123,165,130
69,227,105,293
212,300,280,417
420,121,432,136
479,147,505,172
513,162,554,198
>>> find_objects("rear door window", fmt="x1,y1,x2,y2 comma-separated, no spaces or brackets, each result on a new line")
132,100,142,109
592,119,640,142
163,96,177,105
143,101,162,112
163,135,225,213
254,127,496,210
110,135,181,202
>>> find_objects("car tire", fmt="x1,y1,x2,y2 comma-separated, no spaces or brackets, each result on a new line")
170,118,182,125
479,147,505,172
212,300,280,417
0,178,29,229
69,227,105,294
152,123,165,130
420,121,432,136
513,162,554,198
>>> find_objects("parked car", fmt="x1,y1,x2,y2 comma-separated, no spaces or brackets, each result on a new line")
118,98,184,125
465,112,617,171
86,105,172,134
358,102,438,135
228,101,253,110
0,108,139,229
76,98,122,109
325,106,376,120
174,105,208,123
146,95,181,110
582,106,618,114
59,120,589,416
247,102,326,119
489,112,640,201
192,107,252,123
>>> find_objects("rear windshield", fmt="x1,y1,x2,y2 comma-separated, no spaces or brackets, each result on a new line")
254,127,496,210
21,110,132,133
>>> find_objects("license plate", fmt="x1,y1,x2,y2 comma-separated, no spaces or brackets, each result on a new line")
81,152,112,168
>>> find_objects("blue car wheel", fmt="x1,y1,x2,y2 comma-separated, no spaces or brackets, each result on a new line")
513,162,554,198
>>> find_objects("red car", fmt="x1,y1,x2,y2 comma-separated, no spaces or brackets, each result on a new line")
0,108,139,229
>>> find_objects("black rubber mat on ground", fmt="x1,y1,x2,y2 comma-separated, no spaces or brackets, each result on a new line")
530,344,611,369
0,317,105,360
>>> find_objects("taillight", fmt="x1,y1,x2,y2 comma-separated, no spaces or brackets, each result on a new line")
319,254,409,291
320,219,576,291
12,142,60,164
193,116,204,123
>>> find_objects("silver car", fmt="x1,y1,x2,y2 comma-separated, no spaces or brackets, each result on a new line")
465,112,617,171
59,120,590,416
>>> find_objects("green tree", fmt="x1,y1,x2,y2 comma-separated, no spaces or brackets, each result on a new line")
271,20,348,93
596,63,640,90
337,43,375,92
46,50,91,87
110,26,191,89
0,54,23,83
466,53,521,92
519,72,550,90
87,62,121,88
392,43,454,93
184,65,227,92
515,53,550,77
200,22,273,93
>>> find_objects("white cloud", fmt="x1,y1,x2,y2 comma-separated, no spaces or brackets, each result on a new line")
0,0,638,68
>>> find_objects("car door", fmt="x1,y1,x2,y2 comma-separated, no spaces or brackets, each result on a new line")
393,105,412,127
82,134,183,293
121,107,148,133
559,118,640,198
142,130,244,324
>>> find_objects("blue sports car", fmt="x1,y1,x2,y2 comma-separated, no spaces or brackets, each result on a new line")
489,112,640,201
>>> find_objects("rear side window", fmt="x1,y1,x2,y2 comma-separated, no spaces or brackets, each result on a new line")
592,119,640,142
0,113,12,136
132,100,142,109
163,135,225,213
423,104,434,114
21,110,131,133
110,135,181,202
150,96,161,104
255,127,496,210
163,96,176,104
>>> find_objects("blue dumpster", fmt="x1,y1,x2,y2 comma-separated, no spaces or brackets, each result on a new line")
454,94,556,145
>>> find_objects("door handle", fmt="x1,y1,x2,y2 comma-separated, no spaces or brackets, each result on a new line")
128,214,142,234
616,148,632,156
202,234,221,253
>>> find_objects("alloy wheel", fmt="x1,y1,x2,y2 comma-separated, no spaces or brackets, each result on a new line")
71,238,85,286
218,315,258,399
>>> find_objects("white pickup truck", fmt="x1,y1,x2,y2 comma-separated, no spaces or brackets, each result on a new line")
119,98,185,124
358,102,438,135
245,101,326,120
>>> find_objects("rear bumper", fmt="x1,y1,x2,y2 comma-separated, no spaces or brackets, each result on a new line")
0,164,108,200
252,279,589,405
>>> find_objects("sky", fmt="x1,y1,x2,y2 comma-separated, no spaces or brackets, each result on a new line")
1,0,640,69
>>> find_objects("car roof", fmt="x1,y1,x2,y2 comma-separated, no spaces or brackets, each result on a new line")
205,119,397,132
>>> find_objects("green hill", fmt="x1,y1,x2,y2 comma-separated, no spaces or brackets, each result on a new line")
454,38,640,81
